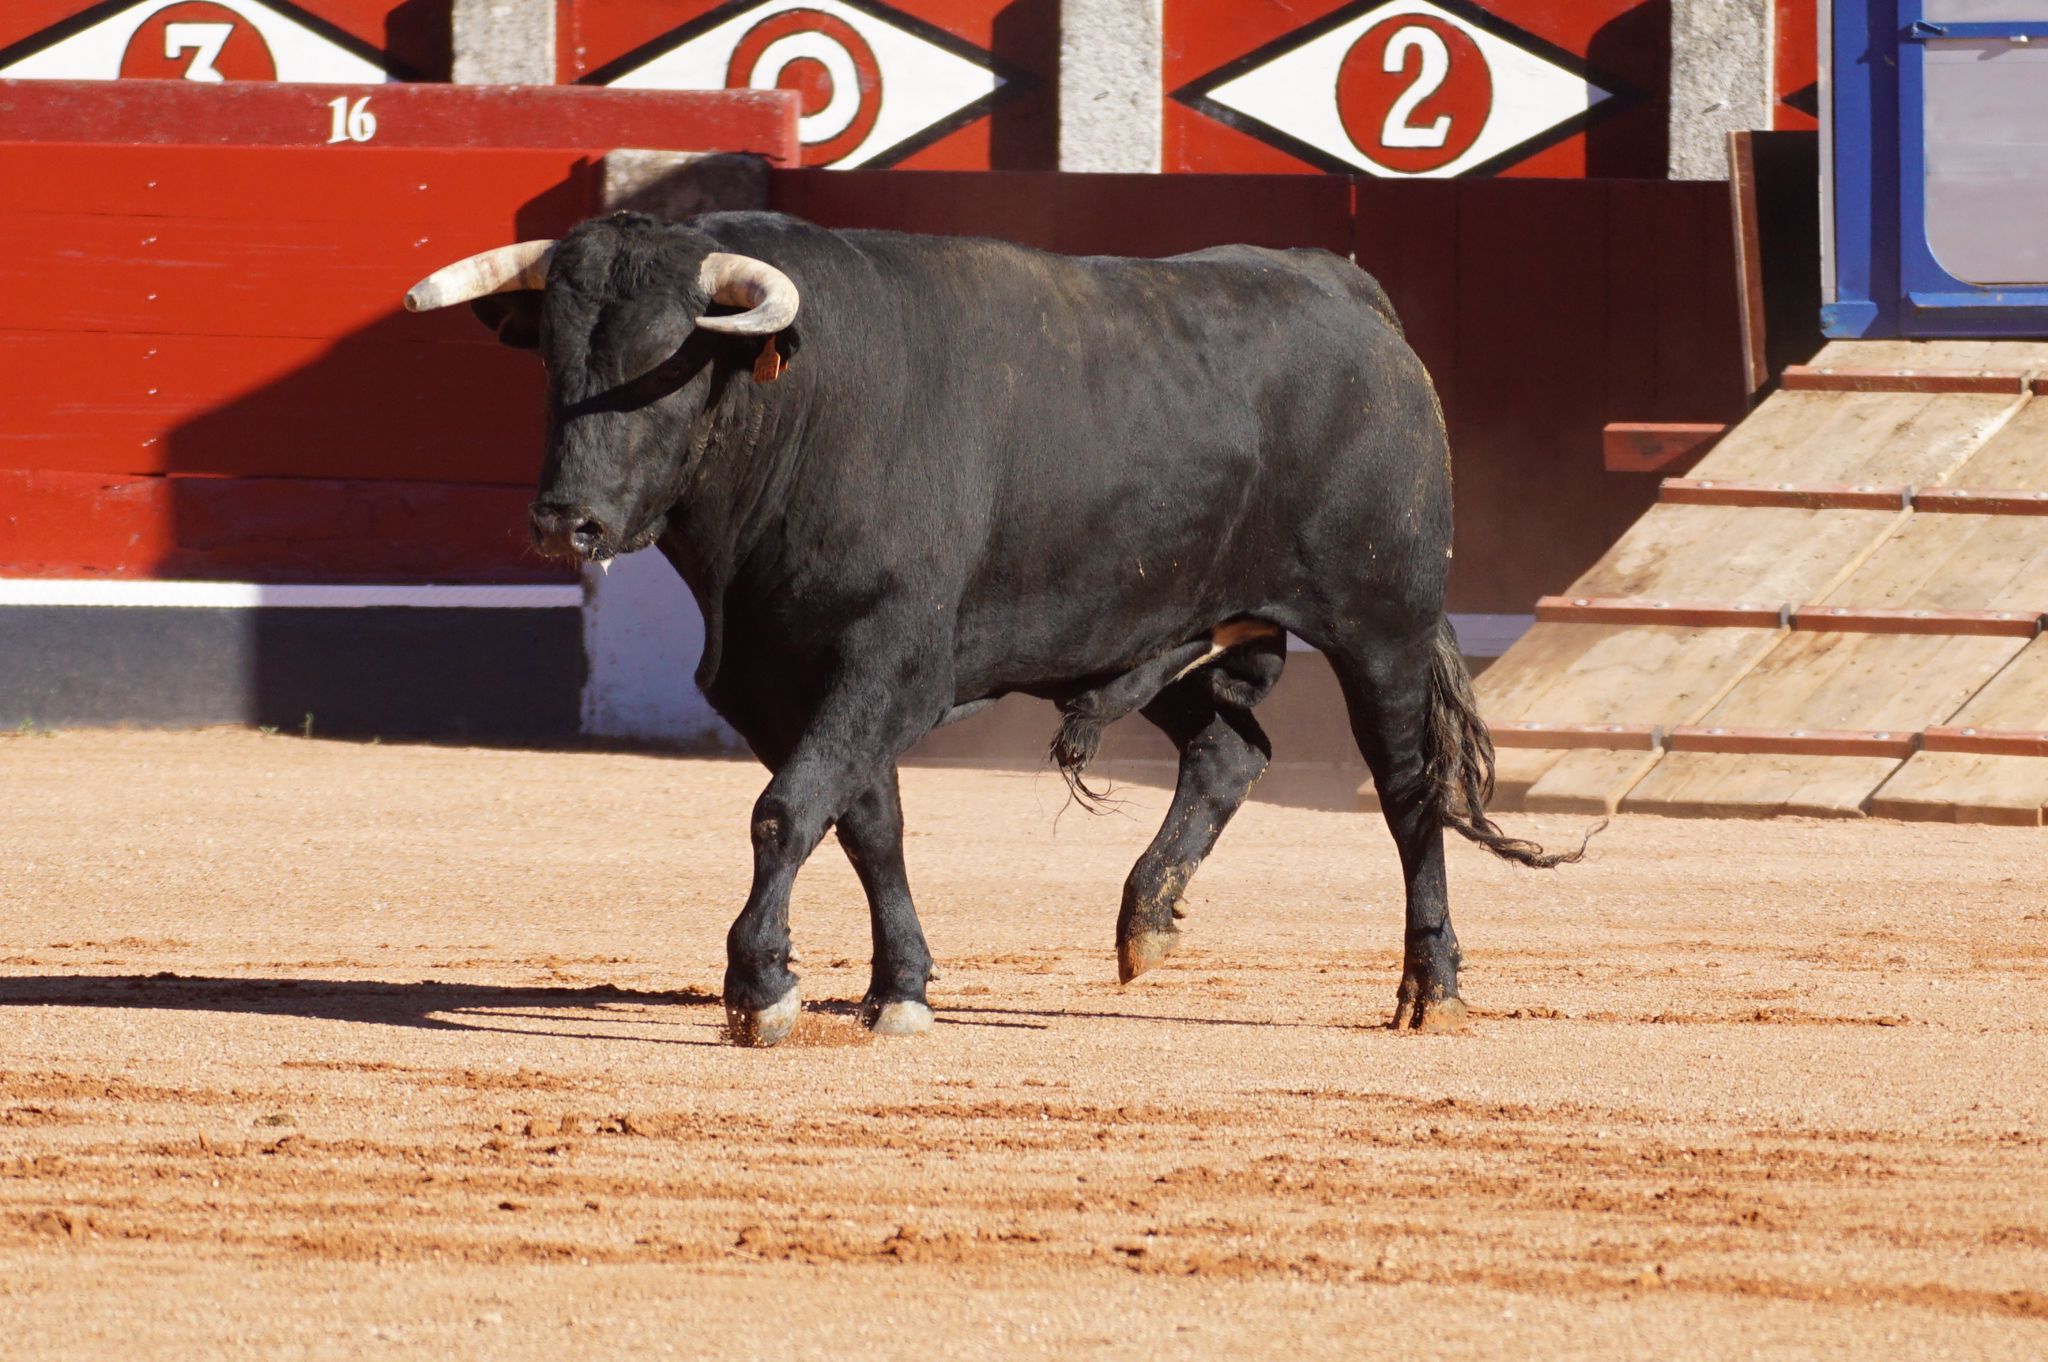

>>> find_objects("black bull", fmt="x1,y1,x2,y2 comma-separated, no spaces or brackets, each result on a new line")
426,210,1579,1046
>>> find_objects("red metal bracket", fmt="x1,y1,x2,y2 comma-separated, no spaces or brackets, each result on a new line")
1660,478,1909,511
1921,727,2048,757
1790,607,2044,638
1664,726,1920,758
1780,366,2031,395
1913,488,2048,516
1535,596,1789,628
1487,721,1662,751
1602,423,1729,474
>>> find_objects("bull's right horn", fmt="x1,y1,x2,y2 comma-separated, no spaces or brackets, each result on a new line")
694,252,799,334
404,240,557,312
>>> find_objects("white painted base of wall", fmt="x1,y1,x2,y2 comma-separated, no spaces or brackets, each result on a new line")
579,550,738,748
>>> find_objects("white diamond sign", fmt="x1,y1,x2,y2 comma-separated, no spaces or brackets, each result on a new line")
1180,0,1616,178
590,0,1013,169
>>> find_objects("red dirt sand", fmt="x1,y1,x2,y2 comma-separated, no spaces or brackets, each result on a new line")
0,730,2044,1359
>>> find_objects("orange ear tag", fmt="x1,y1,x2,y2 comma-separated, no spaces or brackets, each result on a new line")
752,333,786,383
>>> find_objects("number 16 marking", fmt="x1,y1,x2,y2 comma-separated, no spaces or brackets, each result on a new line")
326,95,378,144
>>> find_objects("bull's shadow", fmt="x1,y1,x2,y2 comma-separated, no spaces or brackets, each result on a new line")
0,973,1055,1039
0,973,725,1046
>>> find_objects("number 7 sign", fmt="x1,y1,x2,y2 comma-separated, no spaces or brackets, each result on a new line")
0,0,394,84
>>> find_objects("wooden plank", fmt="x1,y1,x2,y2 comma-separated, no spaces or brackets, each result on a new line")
0,142,595,226
1661,478,1908,511
1506,749,1667,816
0,330,541,483
1805,513,2048,617
1565,503,1904,605
1791,607,2043,638
0,80,801,161
1869,635,2048,823
1684,387,2023,485
1866,754,2048,825
0,210,557,341
1476,622,1784,813
1934,395,2048,489
1727,132,1769,400
1781,366,2029,394
0,468,564,582
1625,631,2027,816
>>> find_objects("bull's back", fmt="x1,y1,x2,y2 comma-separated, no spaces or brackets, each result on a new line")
702,216,1449,683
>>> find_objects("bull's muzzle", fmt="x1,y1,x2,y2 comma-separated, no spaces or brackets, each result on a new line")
529,502,609,561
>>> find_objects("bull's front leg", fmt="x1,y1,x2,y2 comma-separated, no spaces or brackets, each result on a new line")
723,657,948,1047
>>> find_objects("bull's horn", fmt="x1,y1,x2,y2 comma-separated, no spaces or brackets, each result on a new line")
694,252,799,334
403,240,557,312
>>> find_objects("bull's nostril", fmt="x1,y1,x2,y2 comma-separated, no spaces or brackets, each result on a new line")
570,519,605,549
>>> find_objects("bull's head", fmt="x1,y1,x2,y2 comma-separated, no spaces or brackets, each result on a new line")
403,216,798,564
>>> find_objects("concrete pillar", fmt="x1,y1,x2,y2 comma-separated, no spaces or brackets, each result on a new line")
1058,0,1163,173
1667,0,1775,180
451,0,556,86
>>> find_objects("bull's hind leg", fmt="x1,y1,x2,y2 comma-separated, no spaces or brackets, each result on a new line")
1117,644,1283,982
834,767,937,1035
1324,628,1468,1032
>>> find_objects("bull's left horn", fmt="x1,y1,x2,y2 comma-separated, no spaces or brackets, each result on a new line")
403,240,557,312
694,252,799,334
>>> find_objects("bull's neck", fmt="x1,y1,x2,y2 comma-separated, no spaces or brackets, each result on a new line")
656,356,810,684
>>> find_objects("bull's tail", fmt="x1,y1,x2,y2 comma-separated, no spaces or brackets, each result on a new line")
1423,618,1597,867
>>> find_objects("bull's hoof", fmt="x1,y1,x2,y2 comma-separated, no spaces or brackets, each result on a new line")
865,999,935,1037
1117,927,1182,983
724,984,801,1047
1390,993,1470,1034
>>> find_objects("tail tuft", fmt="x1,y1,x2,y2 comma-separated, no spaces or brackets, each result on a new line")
1050,708,1118,813
1424,619,1599,868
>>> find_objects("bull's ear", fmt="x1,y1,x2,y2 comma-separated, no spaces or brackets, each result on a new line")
469,292,543,349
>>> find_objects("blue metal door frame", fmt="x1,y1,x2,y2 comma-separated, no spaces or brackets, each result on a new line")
1825,0,2048,337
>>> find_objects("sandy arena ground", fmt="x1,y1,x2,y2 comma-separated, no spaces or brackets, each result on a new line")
0,729,2044,1359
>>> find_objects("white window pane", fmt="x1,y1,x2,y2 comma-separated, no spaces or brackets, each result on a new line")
1923,40,2048,285
1924,1,2048,20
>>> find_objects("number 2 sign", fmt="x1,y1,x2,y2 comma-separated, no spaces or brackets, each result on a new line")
1170,0,1636,177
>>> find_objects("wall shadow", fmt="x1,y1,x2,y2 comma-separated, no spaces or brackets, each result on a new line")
987,0,1058,170
1585,0,1670,178
149,173,591,739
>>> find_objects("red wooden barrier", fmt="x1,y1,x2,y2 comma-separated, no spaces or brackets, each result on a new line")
0,142,605,580
0,79,799,159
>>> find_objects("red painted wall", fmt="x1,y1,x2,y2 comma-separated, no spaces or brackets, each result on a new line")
771,169,1747,613
0,142,597,581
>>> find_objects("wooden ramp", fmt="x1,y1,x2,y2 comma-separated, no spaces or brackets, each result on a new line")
1469,340,2048,822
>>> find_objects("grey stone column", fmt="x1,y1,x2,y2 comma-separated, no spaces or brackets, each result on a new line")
1058,0,1163,173
1668,0,1775,180
451,0,557,86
